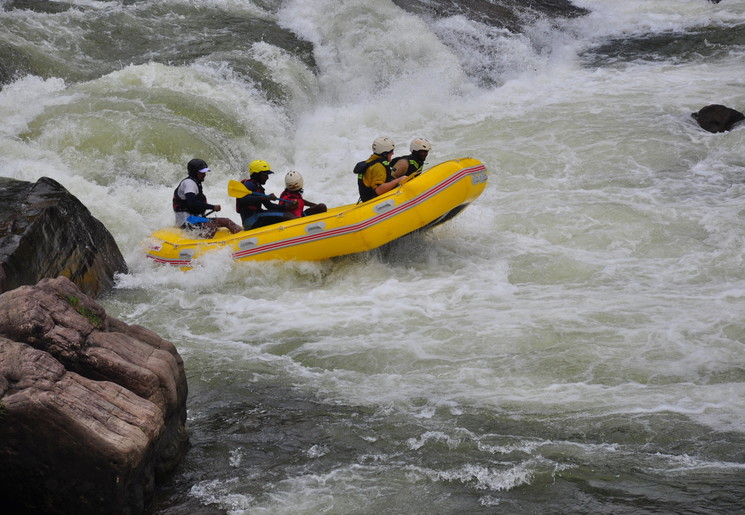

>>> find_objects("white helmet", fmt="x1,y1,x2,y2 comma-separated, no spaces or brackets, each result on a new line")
284,170,304,191
410,138,432,153
372,136,395,155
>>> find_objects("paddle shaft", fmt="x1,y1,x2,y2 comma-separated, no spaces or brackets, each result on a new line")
227,179,295,204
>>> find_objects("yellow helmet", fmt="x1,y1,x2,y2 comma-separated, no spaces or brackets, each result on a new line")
249,159,273,175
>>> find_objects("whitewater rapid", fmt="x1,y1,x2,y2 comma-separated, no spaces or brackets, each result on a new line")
2,0,745,512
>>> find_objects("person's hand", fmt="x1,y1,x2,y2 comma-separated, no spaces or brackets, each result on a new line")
213,204,222,212
269,194,277,200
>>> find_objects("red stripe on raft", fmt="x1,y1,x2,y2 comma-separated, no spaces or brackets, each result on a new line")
232,164,486,259
146,255,193,267
147,164,486,266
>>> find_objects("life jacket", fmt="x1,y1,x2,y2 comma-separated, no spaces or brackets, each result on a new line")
354,155,391,202
172,177,206,214
390,154,424,176
235,179,265,214
280,189,304,218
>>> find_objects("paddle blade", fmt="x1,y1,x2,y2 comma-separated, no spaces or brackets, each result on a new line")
227,179,252,198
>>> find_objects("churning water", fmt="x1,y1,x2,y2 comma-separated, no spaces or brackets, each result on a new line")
2,0,745,513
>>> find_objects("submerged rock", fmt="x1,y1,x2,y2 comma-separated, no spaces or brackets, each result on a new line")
0,276,189,514
0,176,128,297
691,104,744,133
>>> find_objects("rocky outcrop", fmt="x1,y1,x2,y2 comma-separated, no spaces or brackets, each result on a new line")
0,276,189,515
392,0,588,34
691,104,744,133
0,176,128,297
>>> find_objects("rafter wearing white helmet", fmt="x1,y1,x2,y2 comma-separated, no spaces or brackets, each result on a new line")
354,136,407,202
391,138,432,178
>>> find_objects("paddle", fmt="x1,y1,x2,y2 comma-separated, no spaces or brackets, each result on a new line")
186,210,215,224
227,180,294,204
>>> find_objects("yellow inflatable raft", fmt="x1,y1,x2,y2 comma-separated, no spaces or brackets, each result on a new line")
145,157,488,268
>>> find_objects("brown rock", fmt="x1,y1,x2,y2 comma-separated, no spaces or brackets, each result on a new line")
0,276,189,514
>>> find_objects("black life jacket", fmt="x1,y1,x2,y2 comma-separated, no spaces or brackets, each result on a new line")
172,177,206,214
354,156,391,202
235,178,265,215
390,154,424,176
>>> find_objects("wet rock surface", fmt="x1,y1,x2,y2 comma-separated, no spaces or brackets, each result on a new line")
0,277,189,514
0,176,128,298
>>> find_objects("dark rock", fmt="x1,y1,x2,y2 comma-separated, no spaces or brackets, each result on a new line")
0,276,189,515
691,104,745,133
2,0,74,13
0,176,128,297
0,41,31,88
392,0,588,33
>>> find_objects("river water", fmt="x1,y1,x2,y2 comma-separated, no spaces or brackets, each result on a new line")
2,0,745,513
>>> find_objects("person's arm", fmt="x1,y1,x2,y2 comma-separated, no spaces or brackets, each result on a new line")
261,195,292,211
391,158,408,178
185,192,220,212
367,162,406,196
374,176,406,196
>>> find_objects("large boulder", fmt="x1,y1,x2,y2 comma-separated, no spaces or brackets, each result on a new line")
691,104,745,133
0,276,189,514
0,176,127,297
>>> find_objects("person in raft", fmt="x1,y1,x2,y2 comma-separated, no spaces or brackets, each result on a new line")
354,136,409,203
279,171,327,218
173,158,242,238
236,159,297,230
391,137,432,178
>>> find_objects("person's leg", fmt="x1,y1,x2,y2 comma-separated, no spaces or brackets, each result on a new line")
201,221,219,239
213,217,242,233
253,212,287,228
304,204,327,216
182,221,213,238
241,213,259,231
